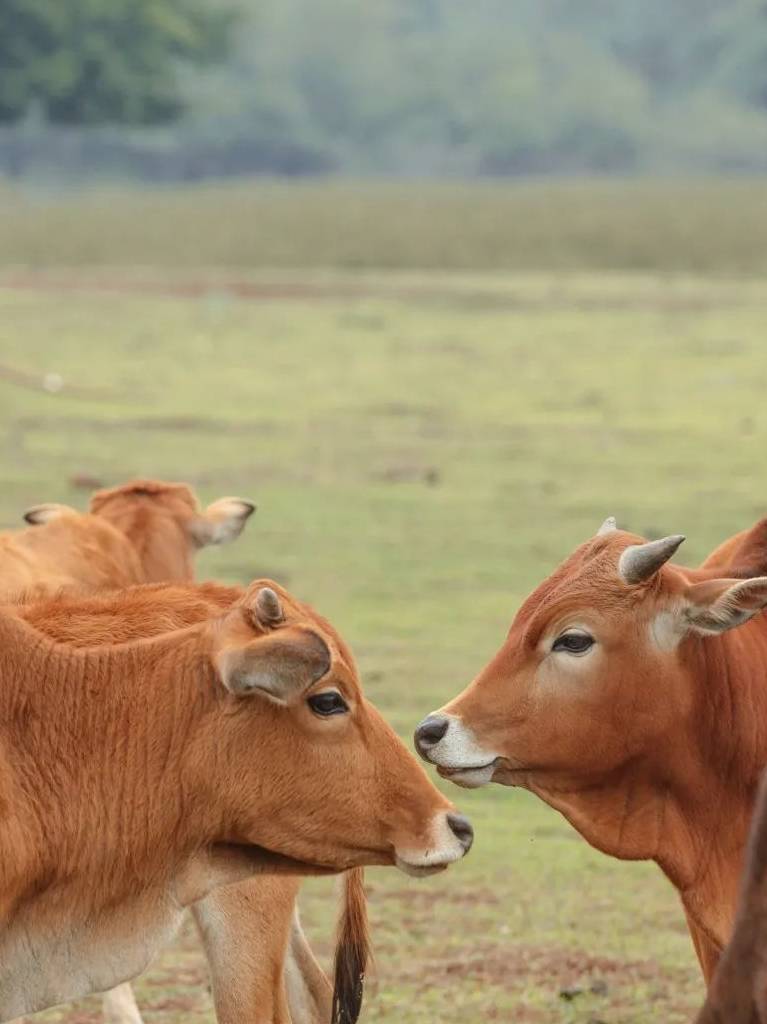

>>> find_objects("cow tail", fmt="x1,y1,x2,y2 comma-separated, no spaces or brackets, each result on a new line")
331,868,370,1024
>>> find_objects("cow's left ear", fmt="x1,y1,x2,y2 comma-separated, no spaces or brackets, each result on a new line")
22,502,78,525
190,497,256,547
218,628,331,702
683,577,767,635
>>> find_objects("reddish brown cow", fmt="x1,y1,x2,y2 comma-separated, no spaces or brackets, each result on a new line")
0,580,472,1022
415,517,767,982
4,478,254,594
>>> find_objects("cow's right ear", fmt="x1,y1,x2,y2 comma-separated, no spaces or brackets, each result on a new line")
22,503,78,526
683,577,767,635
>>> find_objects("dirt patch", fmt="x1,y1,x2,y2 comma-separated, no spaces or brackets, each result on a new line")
1,271,752,313
393,940,693,996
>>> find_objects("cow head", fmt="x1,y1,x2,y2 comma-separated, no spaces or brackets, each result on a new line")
24,479,255,583
206,581,473,877
415,520,767,851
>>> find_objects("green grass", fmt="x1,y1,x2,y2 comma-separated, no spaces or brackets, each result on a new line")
4,178,767,273
3,267,767,1021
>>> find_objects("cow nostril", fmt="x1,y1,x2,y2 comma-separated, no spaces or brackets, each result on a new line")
447,812,474,852
414,714,449,753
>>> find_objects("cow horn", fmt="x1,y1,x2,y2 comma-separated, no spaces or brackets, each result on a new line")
618,535,685,585
597,516,617,536
254,587,284,626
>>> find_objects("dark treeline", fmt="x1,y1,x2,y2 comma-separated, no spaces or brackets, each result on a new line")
3,0,767,181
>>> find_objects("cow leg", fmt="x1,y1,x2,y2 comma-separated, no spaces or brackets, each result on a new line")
192,877,306,1024
685,907,724,984
284,909,333,1024
102,983,144,1024
5,984,144,1024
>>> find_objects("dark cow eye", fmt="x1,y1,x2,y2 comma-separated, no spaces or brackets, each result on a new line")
307,691,349,717
552,631,595,655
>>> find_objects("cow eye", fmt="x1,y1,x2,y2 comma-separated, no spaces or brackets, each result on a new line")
552,630,595,655
307,690,349,717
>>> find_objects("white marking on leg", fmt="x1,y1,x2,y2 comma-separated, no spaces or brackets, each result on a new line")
102,983,144,1024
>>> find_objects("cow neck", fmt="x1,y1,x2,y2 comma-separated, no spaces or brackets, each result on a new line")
525,620,767,966
0,610,226,865
666,622,767,961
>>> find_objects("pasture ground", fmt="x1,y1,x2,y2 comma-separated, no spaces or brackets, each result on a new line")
2,259,766,1022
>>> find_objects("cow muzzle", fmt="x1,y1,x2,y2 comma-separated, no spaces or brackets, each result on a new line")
394,809,474,877
414,712,500,789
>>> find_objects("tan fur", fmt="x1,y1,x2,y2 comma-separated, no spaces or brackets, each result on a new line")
0,580,460,1021
2,478,254,598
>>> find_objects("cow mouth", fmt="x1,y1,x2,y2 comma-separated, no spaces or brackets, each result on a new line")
394,857,450,878
437,760,497,775
436,759,498,775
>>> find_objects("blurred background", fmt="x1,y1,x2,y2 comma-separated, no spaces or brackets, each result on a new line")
2,2,767,1022
5,0,767,181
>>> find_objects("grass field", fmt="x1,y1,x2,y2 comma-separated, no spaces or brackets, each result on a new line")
4,178,767,273
2,251,767,1022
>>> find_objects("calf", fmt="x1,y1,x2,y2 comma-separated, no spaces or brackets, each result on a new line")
415,518,767,981
0,580,472,1021
12,581,341,1024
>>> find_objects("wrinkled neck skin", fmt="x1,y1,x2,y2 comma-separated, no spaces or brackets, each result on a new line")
0,615,288,1019
502,624,767,982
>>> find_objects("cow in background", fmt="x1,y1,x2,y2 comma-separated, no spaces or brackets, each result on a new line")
4,478,254,594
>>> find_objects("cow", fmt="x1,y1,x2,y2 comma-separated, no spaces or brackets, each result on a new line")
696,768,767,1023
4,478,254,594
0,579,473,1022
414,517,767,983
10,581,343,1024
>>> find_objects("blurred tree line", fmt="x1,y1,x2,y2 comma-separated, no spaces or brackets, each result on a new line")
3,0,767,180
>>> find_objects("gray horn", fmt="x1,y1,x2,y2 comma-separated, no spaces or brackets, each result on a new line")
254,586,284,626
597,516,617,536
618,534,686,585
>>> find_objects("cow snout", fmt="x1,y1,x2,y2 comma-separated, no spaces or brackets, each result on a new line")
446,812,474,853
414,714,449,757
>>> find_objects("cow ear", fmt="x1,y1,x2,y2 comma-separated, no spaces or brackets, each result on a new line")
683,577,767,635
218,628,331,702
190,497,256,547
22,503,78,525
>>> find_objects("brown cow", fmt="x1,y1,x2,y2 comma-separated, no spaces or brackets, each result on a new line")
0,580,472,1021
696,769,767,1024
10,581,342,1024
415,517,767,982
4,478,254,594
